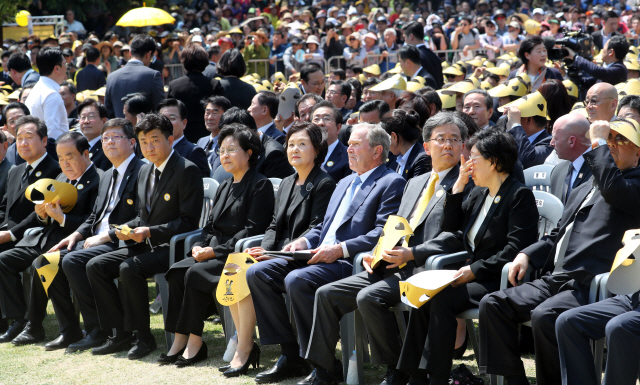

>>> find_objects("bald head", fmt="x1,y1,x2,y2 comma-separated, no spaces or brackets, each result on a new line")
551,112,591,162
586,83,618,123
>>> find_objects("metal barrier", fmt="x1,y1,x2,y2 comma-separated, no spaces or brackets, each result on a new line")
327,53,398,72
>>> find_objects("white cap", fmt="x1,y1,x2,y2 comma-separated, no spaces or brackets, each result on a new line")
532,8,544,15
192,35,203,43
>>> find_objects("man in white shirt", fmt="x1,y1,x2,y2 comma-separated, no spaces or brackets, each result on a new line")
25,47,69,141
63,10,86,34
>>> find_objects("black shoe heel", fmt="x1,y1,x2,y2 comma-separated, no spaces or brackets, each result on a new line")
452,330,469,359
223,342,261,377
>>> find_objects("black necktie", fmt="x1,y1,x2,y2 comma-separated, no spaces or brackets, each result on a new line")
205,138,214,156
562,164,574,203
146,168,161,210
21,165,32,187
98,170,119,223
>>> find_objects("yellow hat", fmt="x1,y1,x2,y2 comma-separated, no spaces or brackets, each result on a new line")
251,73,261,80
485,62,511,77
572,102,585,110
442,66,464,76
0,98,8,106
388,63,403,74
437,90,457,109
480,81,493,90
483,61,495,68
363,64,381,76
441,77,481,95
26,179,78,213
631,46,640,55
7,89,20,100
358,73,367,84
441,61,450,69
616,81,628,91
253,83,268,92
626,53,638,61
274,72,286,83
466,58,484,67
513,13,530,22
262,80,273,91
229,27,243,34
562,80,579,98
585,119,640,147
625,58,640,72
594,51,604,64
369,74,407,92
619,79,640,97
92,87,106,97
524,20,541,35
0,84,13,91
498,91,548,118
497,52,516,61
406,81,424,93
412,76,426,86
489,77,528,98
517,73,532,92
241,75,256,83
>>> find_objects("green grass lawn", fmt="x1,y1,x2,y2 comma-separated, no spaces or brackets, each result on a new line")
0,283,540,384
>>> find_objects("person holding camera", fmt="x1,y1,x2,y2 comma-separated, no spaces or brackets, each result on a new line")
564,34,628,90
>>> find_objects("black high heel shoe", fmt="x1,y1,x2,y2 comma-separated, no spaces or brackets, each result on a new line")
452,330,469,359
174,342,208,367
157,347,186,365
223,342,261,377
218,364,231,372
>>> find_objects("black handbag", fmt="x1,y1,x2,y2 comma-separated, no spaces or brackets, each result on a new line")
448,364,484,385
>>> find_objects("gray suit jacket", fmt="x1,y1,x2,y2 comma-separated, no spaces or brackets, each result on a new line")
104,61,164,118
0,158,11,200
549,158,593,205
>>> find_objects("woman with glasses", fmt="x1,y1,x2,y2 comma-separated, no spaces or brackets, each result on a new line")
508,35,563,92
396,128,538,385
381,109,430,180
343,33,367,68
160,124,274,369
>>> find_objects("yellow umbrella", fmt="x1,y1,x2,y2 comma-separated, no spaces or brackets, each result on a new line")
116,7,175,27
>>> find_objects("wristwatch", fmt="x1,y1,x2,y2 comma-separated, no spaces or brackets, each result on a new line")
591,138,607,149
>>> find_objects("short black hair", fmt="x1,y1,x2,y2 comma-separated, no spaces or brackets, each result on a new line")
15,115,47,139
256,91,279,119
56,131,90,155
78,98,108,119
348,65,363,75
284,122,328,166
36,47,64,77
218,123,262,167
122,93,153,116
300,63,324,83
398,44,421,65
467,128,518,174
217,49,247,78
6,53,32,73
359,100,391,120
102,118,135,139
619,95,640,115
607,35,630,61
295,93,323,118
85,47,100,62
0,131,7,144
603,10,619,20
329,80,352,100
396,92,432,127
463,89,493,111
310,100,343,125
1,51,11,60
420,90,443,114
60,81,77,95
220,107,257,131
157,98,188,120
130,35,157,58
402,21,425,41
422,111,469,144
346,78,362,101
135,113,174,139
381,109,421,142
332,69,346,80
207,46,221,60
2,102,30,117
181,45,209,72
518,36,544,67
202,96,232,112
363,77,382,89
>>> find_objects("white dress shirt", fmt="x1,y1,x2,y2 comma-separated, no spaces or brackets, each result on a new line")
410,67,424,81
25,76,69,140
257,122,275,134
406,166,453,225
466,193,495,251
96,154,135,236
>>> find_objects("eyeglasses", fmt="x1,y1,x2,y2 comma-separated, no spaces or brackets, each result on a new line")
101,134,127,143
585,97,614,106
163,114,181,123
79,114,97,121
469,154,484,161
312,115,334,124
445,74,457,79
608,133,631,146
460,23,469,27
219,147,239,156
430,138,461,145
307,81,325,87
326,90,340,96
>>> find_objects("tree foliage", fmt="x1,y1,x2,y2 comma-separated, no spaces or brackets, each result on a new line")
0,0,32,24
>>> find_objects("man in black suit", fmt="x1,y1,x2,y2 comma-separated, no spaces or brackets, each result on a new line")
398,45,437,89
305,112,472,385
401,22,443,89
325,80,353,122
311,101,351,183
78,99,112,171
157,99,210,177
75,47,106,93
86,114,203,359
0,52,16,88
568,34,628,92
0,132,12,200
548,113,592,204
479,117,640,385
0,131,100,347
249,91,285,145
197,96,232,176
104,35,164,119
44,118,143,352
591,10,621,51
202,46,220,79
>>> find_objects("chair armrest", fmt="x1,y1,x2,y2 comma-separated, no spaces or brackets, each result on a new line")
169,229,204,265
24,227,44,236
352,251,372,275
500,262,533,290
598,273,611,301
234,235,266,253
589,273,609,304
185,231,205,252
429,251,470,270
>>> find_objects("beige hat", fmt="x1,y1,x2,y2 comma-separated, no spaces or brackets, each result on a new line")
489,76,529,98
369,74,407,92
306,35,320,45
485,62,511,77
441,77,481,95
498,91,548,118
562,80,579,98
363,64,381,76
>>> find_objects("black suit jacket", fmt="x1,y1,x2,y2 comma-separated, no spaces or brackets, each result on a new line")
508,125,554,169
0,156,61,239
396,143,431,180
574,56,627,91
196,135,218,177
322,141,351,183
104,61,165,119
523,145,640,285
173,137,211,178
0,159,12,200
76,64,106,93
126,152,204,247
591,30,605,50
76,157,145,241
219,76,257,111
17,165,101,251
407,67,437,89
549,159,592,205
262,122,285,145
167,72,224,142
6,140,58,166
441,174,539,285
261,166,336,251
417,45,443,89
256,135,294,179
89,141,112,172
202,62,217,79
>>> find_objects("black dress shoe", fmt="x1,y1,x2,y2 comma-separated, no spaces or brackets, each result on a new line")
0,320,26,343
380,368,410,385
223,342,260,377
452,330,468,359
218,364,231,372
297,370,316,385
67,329,108,353
44,330,84,351
310,375,338,385
255,355,311,383
174,342,208,367
127,336,157,360
92,332,135,355
0,318,8,334
11,322,45,346
157,347,185,365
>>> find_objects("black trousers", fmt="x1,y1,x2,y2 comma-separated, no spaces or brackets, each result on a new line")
556,293,640,385
58,241,119,333
305,267,411,371
164,257,224,337
86,243,170,332
397,281,493,379
0,246,41,320
479,273,589,385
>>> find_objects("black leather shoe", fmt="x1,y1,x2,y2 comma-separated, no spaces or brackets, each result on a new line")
92,332,135,355
127,336,157,360
157,347,185,365
0,320,26,343
223,342,260,377
44,330,84,351
452,330,468,359
310,375,338,385
11,322,45,346
380,369,410,385
67,328,108,353
297,369,316,385
218,364,231,372
0,318,8,334
256,355,312,383
174,342,208,367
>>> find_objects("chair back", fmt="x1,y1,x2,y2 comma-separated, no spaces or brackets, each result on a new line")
212,165,232,183
268,178,282,193
200,178,219,228
524,164,555,192
532,190,564,239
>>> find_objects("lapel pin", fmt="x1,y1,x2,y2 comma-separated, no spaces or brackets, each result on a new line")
306,183,313,192
494,195,501,204
436,190,444,197
164,193,171,201
326,161,334,167
77,184,84,190
405,169,408,174
578,173,583,178
35,171,42,177
89,153,94,158
127,199,133,205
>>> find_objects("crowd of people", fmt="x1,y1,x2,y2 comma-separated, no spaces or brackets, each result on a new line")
3,1,640,385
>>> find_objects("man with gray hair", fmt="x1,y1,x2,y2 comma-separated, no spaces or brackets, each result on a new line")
246,123,406,384
303,113,474,385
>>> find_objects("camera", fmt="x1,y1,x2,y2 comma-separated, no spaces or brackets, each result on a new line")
547,30,593,64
